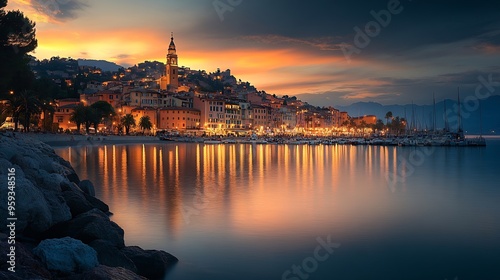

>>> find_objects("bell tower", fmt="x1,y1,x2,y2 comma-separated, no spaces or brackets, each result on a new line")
165,33,178,90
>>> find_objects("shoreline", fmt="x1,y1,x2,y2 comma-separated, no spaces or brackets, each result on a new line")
6,132,499,148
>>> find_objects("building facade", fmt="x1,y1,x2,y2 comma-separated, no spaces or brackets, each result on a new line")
158,107,201,130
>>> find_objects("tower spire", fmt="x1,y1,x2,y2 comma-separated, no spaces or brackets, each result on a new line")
168,32,176,52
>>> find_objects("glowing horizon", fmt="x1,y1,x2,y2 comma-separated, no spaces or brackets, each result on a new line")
5,0,500,106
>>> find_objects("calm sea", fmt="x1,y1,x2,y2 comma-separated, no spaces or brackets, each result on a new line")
54,138,500,280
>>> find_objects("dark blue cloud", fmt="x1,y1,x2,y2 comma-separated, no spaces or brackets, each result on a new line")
201,0,500,55
32,0,88,21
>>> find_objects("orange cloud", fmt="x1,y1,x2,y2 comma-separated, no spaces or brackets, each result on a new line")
7,0,404,99
181,47,377,95
35,28,168,65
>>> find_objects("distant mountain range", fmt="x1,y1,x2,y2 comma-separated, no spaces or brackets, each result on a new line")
337,95,500,135
77,59,123,72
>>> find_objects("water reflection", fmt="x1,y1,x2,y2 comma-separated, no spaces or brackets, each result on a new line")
56,144,412,237
55,142,500,280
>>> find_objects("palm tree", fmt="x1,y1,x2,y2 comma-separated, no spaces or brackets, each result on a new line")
374,119,385,132
139,115,152,134
6,93,23,131
121,114,136,135
385,111,393,125
14,90,41,132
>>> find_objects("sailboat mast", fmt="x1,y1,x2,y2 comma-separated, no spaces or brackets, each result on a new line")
411,101,416,134
404,107,408,135
433,92,436,133
479,100,483,137
444,99,449,132
457,87,462,133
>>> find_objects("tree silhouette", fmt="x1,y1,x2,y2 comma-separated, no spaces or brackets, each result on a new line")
121,114,136,135
39,100,55,132
70,104,87,133
0,1,37,95
9,90,41,132
139,115,152,134
90,101,115,132
385,111,393,125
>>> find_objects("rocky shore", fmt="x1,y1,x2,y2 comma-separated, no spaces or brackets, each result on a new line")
0,133,178,279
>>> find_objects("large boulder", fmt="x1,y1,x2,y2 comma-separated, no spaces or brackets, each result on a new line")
32,169,65,192
79,180,96,197
89,240,137,273
76,265,147,280
33,237,99,274
45,209,124,248
121,246,178,279
83,193,110,214
0,164,72,234
62,190,95,217
0,171,49,234
6,140,77,186
0,137,71,236
42,190,72,226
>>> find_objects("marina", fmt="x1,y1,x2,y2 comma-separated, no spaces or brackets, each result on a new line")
159,132,487,147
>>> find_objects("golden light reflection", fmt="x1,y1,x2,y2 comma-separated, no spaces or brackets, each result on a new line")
55,143,402,240
103,146,108,193
111,145,116,198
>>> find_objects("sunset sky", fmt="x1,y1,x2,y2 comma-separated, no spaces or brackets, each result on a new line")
6,0,500,106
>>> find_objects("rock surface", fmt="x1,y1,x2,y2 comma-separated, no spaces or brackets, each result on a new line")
62,189,95,216
0,134,177,279
45,209,125,248
122,246,179,279
79,180,96,197
0,238,52,279
0,137,74,234
74,265,147,280
33,237,99,273
89,240,138,273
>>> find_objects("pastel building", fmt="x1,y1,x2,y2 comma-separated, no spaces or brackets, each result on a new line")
193,97,226,130
158,108,201,130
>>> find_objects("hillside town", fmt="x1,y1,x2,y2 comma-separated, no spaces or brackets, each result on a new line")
2,35,390,137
